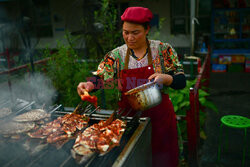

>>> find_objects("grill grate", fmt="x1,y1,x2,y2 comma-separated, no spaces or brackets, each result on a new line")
0,101,64,167
0,102,142,167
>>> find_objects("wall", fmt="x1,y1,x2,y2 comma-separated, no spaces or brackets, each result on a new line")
125,0,191,48
39,0,191,49
36,0,76,49
0,0,191,49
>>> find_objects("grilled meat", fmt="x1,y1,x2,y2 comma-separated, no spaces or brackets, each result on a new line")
72,117,126,156
28,113,89,146
47,134,68,143
0,121,35,135
0,108,12,119
13,109,50,122
72,145,94,156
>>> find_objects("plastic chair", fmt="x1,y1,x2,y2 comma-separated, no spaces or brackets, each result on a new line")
217,115,250,167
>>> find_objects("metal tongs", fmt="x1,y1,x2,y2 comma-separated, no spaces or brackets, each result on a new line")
103,108,132,126
73,101,91,114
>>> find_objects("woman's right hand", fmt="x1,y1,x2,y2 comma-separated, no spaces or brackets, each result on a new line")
77,81,95,96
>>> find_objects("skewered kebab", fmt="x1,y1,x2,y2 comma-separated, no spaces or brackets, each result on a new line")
27,113,90,145
13,109,50,122
71,111,127,160
0,108,50,139
0,121,35,135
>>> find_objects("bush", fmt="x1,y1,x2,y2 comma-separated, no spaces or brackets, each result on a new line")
43,43,95,107
167,79,218,140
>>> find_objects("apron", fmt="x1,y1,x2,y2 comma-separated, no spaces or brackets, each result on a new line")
118,47,179,167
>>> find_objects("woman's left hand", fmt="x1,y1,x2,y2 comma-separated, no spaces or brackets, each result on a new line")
148,73,173,86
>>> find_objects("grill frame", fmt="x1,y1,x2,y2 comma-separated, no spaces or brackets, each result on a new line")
0,102,152,167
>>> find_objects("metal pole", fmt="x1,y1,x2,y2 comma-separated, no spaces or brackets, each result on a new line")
190,0,196,56
187,87,199,167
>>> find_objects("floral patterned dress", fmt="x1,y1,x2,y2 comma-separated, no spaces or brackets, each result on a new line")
96,40,184,82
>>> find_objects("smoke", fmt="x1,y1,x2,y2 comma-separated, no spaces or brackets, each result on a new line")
0,72,57,107
0,3,57,107
15,72,57,106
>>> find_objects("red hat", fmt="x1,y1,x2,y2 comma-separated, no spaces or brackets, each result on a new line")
121,7,153,23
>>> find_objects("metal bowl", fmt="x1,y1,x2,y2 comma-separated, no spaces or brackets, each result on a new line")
124,82,162,111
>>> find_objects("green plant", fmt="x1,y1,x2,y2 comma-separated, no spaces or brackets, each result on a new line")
167,79,218,139
67,0,123,60
94,0,123,54
62,0,122,109
168,79,218,113
41,0,124,109
91,0,123,109
43,42,95,107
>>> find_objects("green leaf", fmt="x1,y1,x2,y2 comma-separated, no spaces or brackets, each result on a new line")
200,130,207,140
174,105,178,112
199,97,207,104
176,94,184,104
179,101,190,109
199,89,209,97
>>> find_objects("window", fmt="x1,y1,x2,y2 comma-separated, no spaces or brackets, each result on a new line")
170,0,212,35
196,0,211,34
170,0,190,34
31,0,53,37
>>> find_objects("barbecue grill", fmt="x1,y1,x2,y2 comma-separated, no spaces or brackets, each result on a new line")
0,99,152,167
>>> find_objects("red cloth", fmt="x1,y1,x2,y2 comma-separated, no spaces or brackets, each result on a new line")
121,7,153,23
119,64,179,167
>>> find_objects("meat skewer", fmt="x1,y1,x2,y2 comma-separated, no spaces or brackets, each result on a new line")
27,113,91,148
71,110,128,164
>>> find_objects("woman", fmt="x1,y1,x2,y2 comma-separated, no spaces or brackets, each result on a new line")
77,7,186,167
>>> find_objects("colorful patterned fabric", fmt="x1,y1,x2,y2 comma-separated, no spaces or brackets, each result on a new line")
96,40,184,81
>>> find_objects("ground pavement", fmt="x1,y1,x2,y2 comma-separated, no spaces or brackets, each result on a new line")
199,72,250,167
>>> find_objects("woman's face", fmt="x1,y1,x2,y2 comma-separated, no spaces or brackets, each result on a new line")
122,21,149,50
